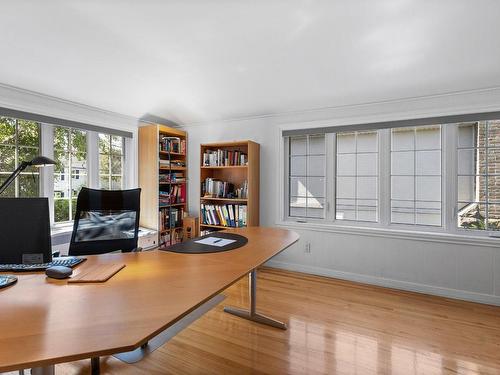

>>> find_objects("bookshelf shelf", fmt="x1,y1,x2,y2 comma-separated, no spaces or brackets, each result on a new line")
201,165,247,169
200,197,248,202
160,166,186,171
159,151,185,157
139,123,188,248
199,140,259,235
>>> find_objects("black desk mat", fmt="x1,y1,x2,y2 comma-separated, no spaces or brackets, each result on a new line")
162,232,248,254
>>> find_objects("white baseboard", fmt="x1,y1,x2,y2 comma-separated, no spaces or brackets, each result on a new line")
265,260,500,306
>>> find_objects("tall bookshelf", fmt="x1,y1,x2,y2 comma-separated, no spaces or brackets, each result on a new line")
199,140,259,234
139,123,188,248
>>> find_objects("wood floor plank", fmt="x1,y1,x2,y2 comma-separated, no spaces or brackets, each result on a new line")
36,268,500,374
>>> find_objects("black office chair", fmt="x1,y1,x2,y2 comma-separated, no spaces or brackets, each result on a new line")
69,187,141,256
68,187,142,374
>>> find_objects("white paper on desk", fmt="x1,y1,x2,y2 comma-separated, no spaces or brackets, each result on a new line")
194,237,236,247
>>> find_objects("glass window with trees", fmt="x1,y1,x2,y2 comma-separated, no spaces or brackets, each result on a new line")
0,117,40,197
99,134,124,190
54,127,87,222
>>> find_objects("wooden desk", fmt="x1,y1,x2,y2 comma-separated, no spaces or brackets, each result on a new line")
0,227,298,373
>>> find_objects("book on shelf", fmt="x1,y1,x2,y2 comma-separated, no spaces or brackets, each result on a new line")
159,184,186,205
160,230,183,246
160,137,186,154
159,159,186,167
201,178,247,199
159,172,186,183
203,149,248,167
159,206,184,230
200,203,247,228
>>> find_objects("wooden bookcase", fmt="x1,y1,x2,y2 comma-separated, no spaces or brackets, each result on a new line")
139,123,188,247
199,140,259,234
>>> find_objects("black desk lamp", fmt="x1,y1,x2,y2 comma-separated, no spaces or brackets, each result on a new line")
0,156,56,195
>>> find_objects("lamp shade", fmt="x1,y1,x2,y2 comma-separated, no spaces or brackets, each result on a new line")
29,156,56,167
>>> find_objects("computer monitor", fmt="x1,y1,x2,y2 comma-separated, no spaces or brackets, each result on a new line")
0,198,52,264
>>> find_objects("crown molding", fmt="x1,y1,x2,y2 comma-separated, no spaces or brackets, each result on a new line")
0,83,139,131
180,86,500,129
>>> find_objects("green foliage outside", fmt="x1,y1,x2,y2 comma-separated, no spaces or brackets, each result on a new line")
0,117,40,197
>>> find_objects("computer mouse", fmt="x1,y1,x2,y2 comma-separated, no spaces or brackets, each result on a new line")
45,266,73,279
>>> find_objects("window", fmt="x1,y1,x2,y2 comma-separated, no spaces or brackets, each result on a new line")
288,134,326,219
390,126,442,226
99,134,124,189
284,117,500,237
54,127,87,222
336,131,378,222
457,121,500,231
0,117,40,197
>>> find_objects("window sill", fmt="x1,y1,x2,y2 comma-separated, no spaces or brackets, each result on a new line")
276,220,500,248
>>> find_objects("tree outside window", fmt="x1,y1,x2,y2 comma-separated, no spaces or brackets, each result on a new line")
0,117,40,197
53,127,87,222
99,134,124,190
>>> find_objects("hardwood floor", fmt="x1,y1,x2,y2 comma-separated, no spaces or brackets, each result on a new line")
52,268,500,374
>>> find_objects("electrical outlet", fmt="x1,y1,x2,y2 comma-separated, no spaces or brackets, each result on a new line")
305,242,311,254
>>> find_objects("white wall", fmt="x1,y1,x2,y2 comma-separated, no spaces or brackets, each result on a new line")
182,87,500,306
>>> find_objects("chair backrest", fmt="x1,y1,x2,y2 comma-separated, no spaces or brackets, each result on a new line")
68,187,141,256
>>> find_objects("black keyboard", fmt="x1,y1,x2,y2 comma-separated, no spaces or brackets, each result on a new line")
0,257,86,272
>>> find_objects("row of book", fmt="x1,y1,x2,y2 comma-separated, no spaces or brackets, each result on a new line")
159,172,186,183
203,149,248,166
200,203,247,227
160,229,183,247
201,178,248,199
159,159,185,168
159,184,186,205
159,206,184,230
160,137,186,154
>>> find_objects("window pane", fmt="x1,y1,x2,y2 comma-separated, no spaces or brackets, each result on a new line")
392,128,414,151
336,131,378,222
0,145,15,171
100,153,110,174
290,156,306,176
290,136,306,156
337,133,356,153
391,125,441,226
488,204,500,230
0,118,40,198
287,135,326,219
308,155,324,177
457,121,500,230
100,176,110,190
54,198,70,222
53,126,87,222
458,203,486,230
0,117,16,144
111,136,123,155
309,135,325,155
17,120,40,147
19,174,39,197
111,176,122,190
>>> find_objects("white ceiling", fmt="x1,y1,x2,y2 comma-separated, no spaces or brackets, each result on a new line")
1,1,500,125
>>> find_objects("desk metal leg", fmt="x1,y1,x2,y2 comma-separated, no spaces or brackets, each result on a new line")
31,366,54,375
91,357,100,375
224,269,287,330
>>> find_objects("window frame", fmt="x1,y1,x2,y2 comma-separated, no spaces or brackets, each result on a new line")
281,122,500,240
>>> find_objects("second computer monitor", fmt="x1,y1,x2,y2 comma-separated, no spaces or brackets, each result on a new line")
0,197,52,264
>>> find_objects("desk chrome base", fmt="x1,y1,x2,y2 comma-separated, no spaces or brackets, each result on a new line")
224,269,287,330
